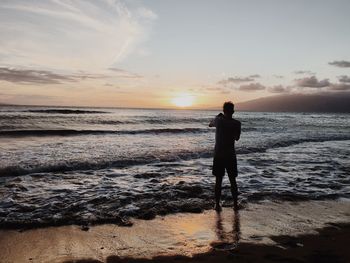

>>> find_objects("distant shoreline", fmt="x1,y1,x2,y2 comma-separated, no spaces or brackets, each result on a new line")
1,103,350,114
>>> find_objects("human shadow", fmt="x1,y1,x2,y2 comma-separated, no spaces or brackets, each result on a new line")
211,210,240,250
62,222,350,263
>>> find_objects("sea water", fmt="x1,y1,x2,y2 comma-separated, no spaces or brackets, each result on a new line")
0,106,349,227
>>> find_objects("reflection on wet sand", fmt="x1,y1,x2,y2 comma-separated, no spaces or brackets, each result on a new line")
1,201,349,263
212,210,241,250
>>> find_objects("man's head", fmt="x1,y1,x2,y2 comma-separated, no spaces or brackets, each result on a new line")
223,101,234,116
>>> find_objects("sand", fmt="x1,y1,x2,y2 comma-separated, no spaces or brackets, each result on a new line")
0,200,349,263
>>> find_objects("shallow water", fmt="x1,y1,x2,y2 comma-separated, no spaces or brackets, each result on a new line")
0,106,349,227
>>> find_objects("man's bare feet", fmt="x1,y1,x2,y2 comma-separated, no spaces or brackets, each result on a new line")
234,200,244,211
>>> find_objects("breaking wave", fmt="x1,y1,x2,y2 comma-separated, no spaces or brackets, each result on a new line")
0,128,208,137
26,109,109,114
1,135,349,177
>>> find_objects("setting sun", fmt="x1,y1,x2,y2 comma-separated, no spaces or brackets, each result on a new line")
171,93,195,107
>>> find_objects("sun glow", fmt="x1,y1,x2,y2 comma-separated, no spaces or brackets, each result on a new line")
171,93,195,108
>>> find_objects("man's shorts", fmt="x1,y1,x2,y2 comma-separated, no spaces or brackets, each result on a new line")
212,155,238,178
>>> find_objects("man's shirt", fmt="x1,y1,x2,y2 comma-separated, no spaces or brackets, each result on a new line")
210,115,241,158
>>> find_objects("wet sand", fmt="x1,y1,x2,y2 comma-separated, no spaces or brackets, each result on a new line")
0,200,349,263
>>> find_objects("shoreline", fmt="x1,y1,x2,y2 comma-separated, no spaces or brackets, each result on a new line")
0,200,349,263
64,223,350,263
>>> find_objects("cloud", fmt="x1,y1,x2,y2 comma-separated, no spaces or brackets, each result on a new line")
338,75,350,83
249,74,261,78
73,72,106,81
238,83,265,92
0,67,107,84
329,83,350,91
0,67,74,84
328,60,350,68
0,1,157,71
295,76,330,88
137,6,158,20
273,75,284,79
294,75,350,92
217,74,260,85
294,70,315,75
0,92,61,105
204,86,230,94
218,77,252,85
267,85,291,93
205,87,223,91
108,68,143,79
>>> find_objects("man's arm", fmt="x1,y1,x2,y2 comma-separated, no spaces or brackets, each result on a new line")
234,121,241,141
209,113,223,127
208,118,215,127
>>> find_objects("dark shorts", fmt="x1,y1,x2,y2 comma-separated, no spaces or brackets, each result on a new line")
212,155,238,178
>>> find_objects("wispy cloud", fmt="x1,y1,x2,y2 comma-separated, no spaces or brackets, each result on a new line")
267,85,291,93
203,86,230,94
329,77,350,91
338,75,350,83
0,67,106,84
0,0,157,71
295,76,330,88
108,68,143,79
0,67,74,84
0,92,61,105
329,83,350,91
217,74,260,85
328,60,350,68
249,74,261,78
238,83,265,92
294,70,315,75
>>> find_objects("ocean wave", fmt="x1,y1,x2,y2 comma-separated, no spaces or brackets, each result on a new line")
237,136,350,154
26,109,109,114
86,117,213,125
0,150,212,177
0,128,208,137
139,118,211,124
1,135,350,177
0,114,212,124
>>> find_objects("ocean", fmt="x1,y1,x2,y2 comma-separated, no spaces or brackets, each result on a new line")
0,106,349,228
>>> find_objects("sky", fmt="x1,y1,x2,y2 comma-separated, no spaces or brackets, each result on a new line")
0,0,349,108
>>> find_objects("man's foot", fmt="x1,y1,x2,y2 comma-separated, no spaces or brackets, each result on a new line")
233,199,239,211
233,200,244,211
214,203,222,212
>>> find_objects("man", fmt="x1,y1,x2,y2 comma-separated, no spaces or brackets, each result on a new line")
209,101,241,211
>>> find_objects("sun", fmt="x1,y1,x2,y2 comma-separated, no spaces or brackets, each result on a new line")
171,93,195,107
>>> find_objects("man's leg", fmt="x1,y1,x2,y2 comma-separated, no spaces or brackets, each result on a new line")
213,157,224,211
215,175,223,211
227,155,239,210
228,174,238,210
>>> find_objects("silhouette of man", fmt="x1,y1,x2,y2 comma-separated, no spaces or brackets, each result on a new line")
209,101,241,211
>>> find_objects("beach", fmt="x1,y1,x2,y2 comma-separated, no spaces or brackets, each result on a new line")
1,200,349,263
